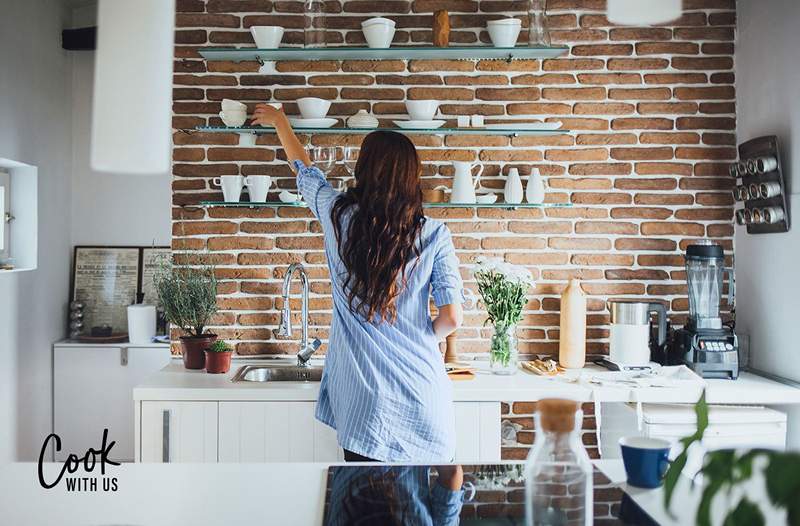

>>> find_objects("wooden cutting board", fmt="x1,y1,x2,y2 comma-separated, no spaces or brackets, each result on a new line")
446,364,476,381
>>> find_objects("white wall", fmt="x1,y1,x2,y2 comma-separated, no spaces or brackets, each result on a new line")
0,0,74,462
736,0,800,449
69,4,171,247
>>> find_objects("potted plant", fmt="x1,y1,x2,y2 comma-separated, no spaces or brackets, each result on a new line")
205,340,233,374
153,261,218,370
472,257,535,375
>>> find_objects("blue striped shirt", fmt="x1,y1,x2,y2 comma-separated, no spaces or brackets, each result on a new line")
294,160,464,462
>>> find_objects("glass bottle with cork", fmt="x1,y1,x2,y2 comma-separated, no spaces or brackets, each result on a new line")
524,399,593,526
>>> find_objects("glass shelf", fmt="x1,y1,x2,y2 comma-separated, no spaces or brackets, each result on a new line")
198,45,569,62
198,200,571,209
195,125,569,137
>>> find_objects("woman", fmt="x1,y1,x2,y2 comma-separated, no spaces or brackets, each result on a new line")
253,104,465,463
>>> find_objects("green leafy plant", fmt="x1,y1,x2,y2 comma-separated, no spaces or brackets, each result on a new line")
153,260,218,338
207,340,232,353
664,391,800,526
472,258,535,367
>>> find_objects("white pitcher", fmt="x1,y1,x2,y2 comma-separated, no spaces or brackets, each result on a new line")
525,167,546,204
504,167,524,204
451,161,483,204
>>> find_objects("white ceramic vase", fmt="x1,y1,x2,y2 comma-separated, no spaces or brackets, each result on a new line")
525,167,546,204
504,167,524,204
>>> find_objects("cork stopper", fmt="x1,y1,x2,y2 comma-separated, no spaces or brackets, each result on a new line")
538,398,579,433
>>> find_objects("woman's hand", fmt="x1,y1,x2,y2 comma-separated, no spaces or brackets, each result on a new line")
252,103,288,127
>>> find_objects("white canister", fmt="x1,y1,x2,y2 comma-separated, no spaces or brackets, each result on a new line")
609,323,651,365
127,304,156,344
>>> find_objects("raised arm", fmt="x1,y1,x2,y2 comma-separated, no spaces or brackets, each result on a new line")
251,104,311,167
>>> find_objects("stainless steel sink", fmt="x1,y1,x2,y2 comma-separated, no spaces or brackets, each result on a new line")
231,364,323,383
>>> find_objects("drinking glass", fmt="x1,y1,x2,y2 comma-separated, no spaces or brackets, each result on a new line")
528,0,551,46
341,146,359,176
309,146,337,174
304,0,327,48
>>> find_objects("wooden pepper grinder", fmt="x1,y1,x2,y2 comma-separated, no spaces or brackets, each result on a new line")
433,10,450,47
444,333,459,364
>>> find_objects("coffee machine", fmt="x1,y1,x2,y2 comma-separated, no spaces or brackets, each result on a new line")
672,241,739,379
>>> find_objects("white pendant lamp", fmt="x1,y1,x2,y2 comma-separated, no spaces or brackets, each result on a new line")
91,0,175,175
607,0,682,26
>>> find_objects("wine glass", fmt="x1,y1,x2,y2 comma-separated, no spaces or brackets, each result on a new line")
308,146,337,175
341,146,359,176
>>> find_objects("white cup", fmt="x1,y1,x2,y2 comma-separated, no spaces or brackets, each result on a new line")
127,304,156,344
361,17,396,48
405,100,439,121
245,175,272,202
250,25,284,48
212,175,245,202
487,18,522,47
221,98,247,111
457,115,471,127
297,97,331,119
219,110,247,127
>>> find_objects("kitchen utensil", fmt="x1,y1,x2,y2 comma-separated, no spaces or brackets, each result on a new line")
288,117,338,128
392,119,446,129
558,278,586,369
486,18,522,48
308,146,337,174
361,17,396,48
303,0,326,48
670,241,739,379
470,115,484,127
457,115,470,127
503,167,523,204
476,193,497,204
762,206,785,224
444,333,459,363
619,437,671,489
607,299,667,367
404,100,439,121
528,0,551,45
127,304,156,344
279,190,301,203
221,99,247,112
756,155,778,173
219,110,247,127
759,181,781,198
296,97,331,119
451,161,483,204
212,175,245,202
250,25,284,48
245,175,272,202
422,186,450,203
341,146,359,175
525,167,545,204
346,109,378,128
446,365,476,381
433,10,450,47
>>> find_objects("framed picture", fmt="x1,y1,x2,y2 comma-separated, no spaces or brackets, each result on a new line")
71,246,142,335
141,246,170,306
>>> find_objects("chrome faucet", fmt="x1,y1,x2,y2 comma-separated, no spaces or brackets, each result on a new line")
277,263,321,367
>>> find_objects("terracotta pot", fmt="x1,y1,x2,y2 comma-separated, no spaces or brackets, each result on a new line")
180,334,217,370
205,350,233,374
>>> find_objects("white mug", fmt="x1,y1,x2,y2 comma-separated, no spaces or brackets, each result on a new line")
212,175,245,202
244,175,272,202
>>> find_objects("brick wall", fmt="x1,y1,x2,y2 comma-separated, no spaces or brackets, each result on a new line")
171,0,736,362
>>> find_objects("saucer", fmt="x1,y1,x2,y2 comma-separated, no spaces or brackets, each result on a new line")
393,120,446,129
288,117,338,128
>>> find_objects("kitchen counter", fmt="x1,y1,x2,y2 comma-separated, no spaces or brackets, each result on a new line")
133,359,800,406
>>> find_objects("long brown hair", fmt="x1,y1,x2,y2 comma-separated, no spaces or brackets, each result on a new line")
331,131,425,323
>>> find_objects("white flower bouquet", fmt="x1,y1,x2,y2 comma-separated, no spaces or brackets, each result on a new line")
472,258,535,372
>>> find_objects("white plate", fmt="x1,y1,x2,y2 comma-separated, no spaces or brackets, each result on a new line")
484,121,562,131
288,117,338,128
392,120,446,129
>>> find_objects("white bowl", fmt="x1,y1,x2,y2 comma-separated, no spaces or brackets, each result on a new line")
219,110,247,127
487,21,522,48
362,21,396,48
362,17,396,28
250,25,284,48
296,97,331,119
487,17,522,25
405,100,439,121
221,98,247,112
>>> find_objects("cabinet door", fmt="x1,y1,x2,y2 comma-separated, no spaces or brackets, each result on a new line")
140,401,218,463
218,402,342,462
53,345,171,462
454,402,501,462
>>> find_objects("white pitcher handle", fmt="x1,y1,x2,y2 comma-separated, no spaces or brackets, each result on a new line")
473,164,484,189
433,185,451,194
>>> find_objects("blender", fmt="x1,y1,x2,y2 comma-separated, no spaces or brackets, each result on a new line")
672,241,739,379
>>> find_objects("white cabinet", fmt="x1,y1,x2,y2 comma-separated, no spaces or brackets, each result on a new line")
454,402,502,462
139,401,218,463
218,402,342,462
53,343,171,462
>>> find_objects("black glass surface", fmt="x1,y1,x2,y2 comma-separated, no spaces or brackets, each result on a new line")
322,463,655,525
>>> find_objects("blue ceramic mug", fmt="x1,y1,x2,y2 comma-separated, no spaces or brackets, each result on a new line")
619,436,671,489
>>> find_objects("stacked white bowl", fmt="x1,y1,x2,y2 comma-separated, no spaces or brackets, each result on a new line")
297,97,332,119
486,18,522,48
219,99,247,127
361,17,396,49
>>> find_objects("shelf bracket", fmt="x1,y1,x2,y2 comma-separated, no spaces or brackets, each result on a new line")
255,55,265,66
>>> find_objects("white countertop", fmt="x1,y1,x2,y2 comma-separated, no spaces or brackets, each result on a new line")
133,359,800,405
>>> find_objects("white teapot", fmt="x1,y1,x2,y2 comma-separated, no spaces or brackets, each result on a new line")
450,161,483,204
